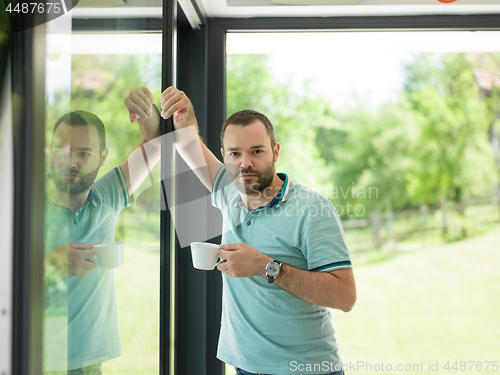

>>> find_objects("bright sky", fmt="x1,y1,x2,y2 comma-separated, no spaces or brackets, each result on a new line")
227,31,500,109
45,29,500,110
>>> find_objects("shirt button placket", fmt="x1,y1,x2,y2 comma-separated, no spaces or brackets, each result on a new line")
244,214,253,241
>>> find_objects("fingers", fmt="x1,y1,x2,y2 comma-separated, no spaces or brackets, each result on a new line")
71,262,96,277
160,87,189,121
141,86,154,104
67,244,97,276
80,249,96,259
217,241,243,261
174,111,187,124
219,243,241,251
129,113,140,123
135,88,154,112
69,242,95,250
216,262,227,272
160,91,184,119
125,96,149,120
127,97,152,119
69,249,94,262
218,250,230,260
80,260,97,271
53,242,97,277
161,86,174,98
125,87,154,122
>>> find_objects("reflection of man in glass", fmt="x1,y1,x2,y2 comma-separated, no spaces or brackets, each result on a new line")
44,87,161,374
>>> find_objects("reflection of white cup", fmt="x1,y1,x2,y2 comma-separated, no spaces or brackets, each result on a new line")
190,242,221,270
94,242,124,269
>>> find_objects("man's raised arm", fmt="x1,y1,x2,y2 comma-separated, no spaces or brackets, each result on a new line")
121,86,162,196
160,87,223,191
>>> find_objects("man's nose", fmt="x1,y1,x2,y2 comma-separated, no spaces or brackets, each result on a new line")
239,153,252,169
69,152,80,169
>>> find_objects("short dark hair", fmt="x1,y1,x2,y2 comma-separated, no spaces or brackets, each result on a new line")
220,110,276,150
52,111,106,153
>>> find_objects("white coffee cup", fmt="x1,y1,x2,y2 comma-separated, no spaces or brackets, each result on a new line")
190,242,221,270
94,241,124,269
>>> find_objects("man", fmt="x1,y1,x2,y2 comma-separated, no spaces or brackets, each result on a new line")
44,87,162,374
144,87,355,374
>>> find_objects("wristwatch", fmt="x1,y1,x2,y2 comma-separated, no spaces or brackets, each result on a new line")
265,259,282,283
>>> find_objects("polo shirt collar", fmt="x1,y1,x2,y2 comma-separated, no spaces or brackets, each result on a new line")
234,173,293,210
87,187,98,208
48,184,99,211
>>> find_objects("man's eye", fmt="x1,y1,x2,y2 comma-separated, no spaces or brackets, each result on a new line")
80,152,91,158
253,150,263,154
230,152,239,157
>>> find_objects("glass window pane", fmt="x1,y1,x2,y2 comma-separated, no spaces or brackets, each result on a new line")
226,30,500,374
43,10,162,375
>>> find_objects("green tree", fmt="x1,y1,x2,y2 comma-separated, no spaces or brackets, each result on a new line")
226,53,498,224
467,53,500,215
316,98,420,216
403,53,497,209
314,53,498,221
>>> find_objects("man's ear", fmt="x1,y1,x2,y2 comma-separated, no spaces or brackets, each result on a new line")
100,148,109,167
220,147,224,158
273,142,280,163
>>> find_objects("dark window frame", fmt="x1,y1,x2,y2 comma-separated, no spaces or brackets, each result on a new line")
214,13,500,31
11,26,46,375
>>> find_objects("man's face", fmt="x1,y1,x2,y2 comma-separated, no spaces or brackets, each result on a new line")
50,122,106,194
222,121,279,196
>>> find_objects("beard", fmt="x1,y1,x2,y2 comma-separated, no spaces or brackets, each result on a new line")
69,167,100,194
226,159,275,196
52,166,100,194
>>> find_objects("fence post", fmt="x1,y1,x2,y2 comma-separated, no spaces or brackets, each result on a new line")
441,200,449,239
419,204,427,249
370,210,382,249
386,200,394,249
497,187,500,221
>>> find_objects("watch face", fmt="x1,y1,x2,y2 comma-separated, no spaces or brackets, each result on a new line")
267,263,280,277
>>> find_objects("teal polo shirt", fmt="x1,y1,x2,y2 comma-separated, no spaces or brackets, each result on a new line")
212,166,352,375
44,166,130,371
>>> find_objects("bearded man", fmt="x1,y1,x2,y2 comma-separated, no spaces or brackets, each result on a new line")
135,87,356,375
43,87,162,374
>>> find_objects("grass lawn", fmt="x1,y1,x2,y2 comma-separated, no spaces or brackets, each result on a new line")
332,223,500,375
100,243,161,375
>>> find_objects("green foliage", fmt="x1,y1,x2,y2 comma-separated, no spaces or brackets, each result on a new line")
316,99,420,214
404,53,497,206
227,53,500,221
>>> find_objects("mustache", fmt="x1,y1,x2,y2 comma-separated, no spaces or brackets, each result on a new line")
225,164,260,178
239,168,258,175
